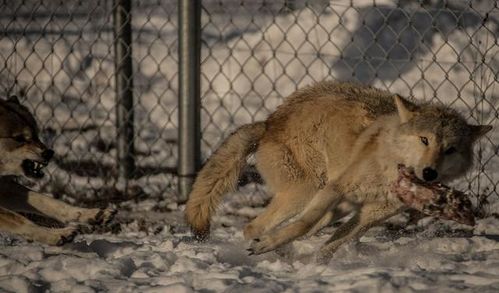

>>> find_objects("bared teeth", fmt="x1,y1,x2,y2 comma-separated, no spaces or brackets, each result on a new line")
32,161,46,171
22,160,46,178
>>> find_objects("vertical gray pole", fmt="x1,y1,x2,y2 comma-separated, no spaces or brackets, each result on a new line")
114,0,135,180
178,0,201,203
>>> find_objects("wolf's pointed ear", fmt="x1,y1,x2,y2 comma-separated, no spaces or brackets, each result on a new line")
394,95,413,123
470,124,492,141
7,95,20,105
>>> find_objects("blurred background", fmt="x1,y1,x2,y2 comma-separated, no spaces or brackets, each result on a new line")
0,0,497,211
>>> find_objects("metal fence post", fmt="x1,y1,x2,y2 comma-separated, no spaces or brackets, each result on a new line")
114,0,136,180
178,0,201,203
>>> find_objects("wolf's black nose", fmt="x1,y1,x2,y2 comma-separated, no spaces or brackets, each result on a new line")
422,167,438,181
42,149,54,161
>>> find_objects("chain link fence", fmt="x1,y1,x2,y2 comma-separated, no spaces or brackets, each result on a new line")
1,0,498,206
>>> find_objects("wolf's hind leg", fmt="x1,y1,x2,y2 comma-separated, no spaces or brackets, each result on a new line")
0,207,78,245
247,140,319,240
306,201,354,237
0,181,115,225
244,186,315,240
249,182,343,254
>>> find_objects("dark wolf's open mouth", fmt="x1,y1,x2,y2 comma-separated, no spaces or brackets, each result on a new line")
21,159,48,179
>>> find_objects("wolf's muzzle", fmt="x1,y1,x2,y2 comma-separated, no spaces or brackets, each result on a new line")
21,149,53,179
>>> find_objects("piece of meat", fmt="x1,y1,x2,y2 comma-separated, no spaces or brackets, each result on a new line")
391,164,475,226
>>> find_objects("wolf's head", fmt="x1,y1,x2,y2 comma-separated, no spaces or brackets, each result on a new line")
0,96,54,179
391,95,492,183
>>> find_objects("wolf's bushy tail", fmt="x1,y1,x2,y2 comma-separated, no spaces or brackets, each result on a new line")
185,122,266,240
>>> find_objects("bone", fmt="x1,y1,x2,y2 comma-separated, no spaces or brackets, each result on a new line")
391,164,475,226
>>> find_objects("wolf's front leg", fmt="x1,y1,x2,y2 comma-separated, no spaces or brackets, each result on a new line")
316,201,402,263
0,207,78,245
0,180,116,225
249,182,343,255
24,190,116,225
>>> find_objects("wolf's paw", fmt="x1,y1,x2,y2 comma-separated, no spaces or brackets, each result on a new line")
315,245,338,265
247,235,278,255
243,223,264,240
56,230,78,246
88,208,117,226
76,223,94,234
52,226,79,246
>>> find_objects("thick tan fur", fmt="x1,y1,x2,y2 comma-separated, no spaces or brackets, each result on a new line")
185,122,266,239
185,81,492,261
0,96,116,245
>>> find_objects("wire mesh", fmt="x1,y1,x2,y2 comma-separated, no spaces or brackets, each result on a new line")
199,0,499,204
0,0,497,205
0,0,179,204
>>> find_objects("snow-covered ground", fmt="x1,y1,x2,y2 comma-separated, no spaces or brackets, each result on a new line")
0,0,498,292
2,189,499,292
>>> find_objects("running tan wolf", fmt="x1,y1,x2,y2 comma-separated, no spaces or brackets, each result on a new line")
0,96,115,245
185,81,492,261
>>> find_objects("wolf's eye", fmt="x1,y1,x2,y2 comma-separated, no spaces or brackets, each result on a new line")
420,136,429,146
445,146,456,155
